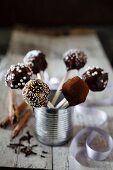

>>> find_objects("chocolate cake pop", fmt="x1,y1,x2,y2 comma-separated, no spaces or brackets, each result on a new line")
5,63,33,89
22,79,50,108
56,76,89,108
63,49,87,71
51,49,87,106
82,66,108,91
23,50,47,75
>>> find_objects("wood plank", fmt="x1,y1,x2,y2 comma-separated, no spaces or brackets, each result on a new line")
1,28,113,170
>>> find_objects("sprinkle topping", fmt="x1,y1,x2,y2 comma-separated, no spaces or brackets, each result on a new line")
63,49,87,70
82,66,108,91
22,79,50,108
5,63,33,89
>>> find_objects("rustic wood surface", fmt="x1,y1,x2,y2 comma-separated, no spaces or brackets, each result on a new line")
0,27,113,170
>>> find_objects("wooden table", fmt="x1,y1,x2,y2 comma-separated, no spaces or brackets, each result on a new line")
0,28,113,170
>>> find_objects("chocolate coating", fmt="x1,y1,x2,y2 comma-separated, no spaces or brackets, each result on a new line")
82,66,108,91
22,79,50,108
24,50,47,74
5,63,33,89
63,49,87,71
62,76,89,106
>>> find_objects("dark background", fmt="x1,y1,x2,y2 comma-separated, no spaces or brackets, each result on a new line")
0,0,113,67
0,0,113,26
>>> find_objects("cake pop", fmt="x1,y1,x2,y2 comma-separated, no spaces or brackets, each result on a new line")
56,76,89,108
23,50,47,80
5,63,33,89
63,49,87,71
22,79,54,108
82,66,108,91
52,49,87,105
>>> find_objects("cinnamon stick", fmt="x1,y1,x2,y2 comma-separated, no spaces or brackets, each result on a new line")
0,101,27,128
0,116,10,128
18,101,27,113
9,89,19,124
11,109,32,138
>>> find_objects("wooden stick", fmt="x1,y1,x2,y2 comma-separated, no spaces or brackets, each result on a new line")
8,89,19,124
0,101,28,128
37,71,44,81
55,98,67,108
47,101,55,108
51,71,70,106
61,101,69,109
40,71,44,81
11,109,32,138
37,73,42,80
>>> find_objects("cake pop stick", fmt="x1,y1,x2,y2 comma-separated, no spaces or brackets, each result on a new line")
51,71,70,105
24,50,47,81
52,49,87,105
37,72,42,80
61,101,69,109
47,101,55,108
56,76,89,109
56,98,67,108
22,79,54,109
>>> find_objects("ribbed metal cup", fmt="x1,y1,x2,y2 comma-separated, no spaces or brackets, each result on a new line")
34,107,74,146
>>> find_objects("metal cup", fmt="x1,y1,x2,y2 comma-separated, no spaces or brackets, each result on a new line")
34,107,74,146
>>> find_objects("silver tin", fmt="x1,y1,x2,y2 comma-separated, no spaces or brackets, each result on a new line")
34,107,74,146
